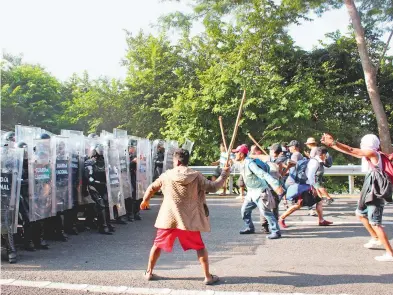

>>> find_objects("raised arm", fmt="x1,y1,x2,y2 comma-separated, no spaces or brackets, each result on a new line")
321,133,378,161
199,167,230,193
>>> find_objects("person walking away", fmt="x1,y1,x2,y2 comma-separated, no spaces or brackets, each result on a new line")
321,133,393,262
140,148,230,284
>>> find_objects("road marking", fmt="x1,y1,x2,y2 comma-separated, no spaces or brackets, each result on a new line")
253,221,393,225
0,279,350,295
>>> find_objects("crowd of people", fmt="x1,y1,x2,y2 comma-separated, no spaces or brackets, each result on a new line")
1,126,170,264
138,133,392,285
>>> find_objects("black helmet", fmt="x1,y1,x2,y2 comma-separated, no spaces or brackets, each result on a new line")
39,133,51,140
90,143,104,157
3,131,15,142
17,141,28,148
128,139,137,147
88,133,98,139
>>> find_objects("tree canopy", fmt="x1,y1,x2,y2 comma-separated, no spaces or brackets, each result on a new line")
1,0,392,165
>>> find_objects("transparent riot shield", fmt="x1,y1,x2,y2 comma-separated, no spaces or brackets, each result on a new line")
152,139,165,181
136,139,152,200
182,139,195,155
1,147,23,234
163,140,179,172
15,125,42,144
60,129,84,137
28,138,53,221
113,128,127,138
67,135,84,205
104,140,126,219
51,136,72,215
116,138,132,200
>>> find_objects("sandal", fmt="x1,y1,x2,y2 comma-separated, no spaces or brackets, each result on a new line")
204,274,220,285
143,271,158,281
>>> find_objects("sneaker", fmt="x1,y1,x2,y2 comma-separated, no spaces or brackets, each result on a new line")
266,232,281,239
375,252,393,262
278,219,287,229
364,238,383,249
326,198,334,205
240,228,255,234
309,210,318,217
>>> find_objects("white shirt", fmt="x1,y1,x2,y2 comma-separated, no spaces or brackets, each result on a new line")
306,156,323,186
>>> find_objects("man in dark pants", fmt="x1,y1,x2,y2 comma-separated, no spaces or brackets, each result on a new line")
128,140,142,221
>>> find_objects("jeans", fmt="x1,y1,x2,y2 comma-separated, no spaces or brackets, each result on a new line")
241,197,280,234
355,200,385,226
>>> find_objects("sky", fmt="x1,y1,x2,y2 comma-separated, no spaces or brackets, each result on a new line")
0,0,365,81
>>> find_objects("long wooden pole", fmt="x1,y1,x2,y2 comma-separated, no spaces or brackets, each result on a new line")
247,133,268,155
257,126,281,144
226,90,247,165
218,116,228,153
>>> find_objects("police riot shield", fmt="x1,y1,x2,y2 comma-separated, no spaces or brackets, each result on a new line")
182,139,194,155
163,140,179,172
136,139,152,200
15,125,42,144
113,128,127,139
28,138,53,222
51,136,72,215
1,147,23,234
104,140,126,219
65,134,85,205
61,129,84,137
116,138,133,200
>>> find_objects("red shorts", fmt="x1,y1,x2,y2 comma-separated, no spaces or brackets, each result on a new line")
154,229,205,252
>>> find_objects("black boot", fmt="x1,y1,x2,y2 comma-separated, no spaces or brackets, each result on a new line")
54,215,68,241
97,209,112,235
116,216,127,224
125,198,134,222
33,222,49,249
23,224,36,251
7,233,17,264
64,208,79,235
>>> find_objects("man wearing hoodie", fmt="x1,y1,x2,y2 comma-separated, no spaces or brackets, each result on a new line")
140,148,230,284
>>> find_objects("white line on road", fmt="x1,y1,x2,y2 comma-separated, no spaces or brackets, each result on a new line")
0,279,350,295
253,221,393,225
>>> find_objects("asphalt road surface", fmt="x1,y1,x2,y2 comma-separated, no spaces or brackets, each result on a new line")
2,197,393,295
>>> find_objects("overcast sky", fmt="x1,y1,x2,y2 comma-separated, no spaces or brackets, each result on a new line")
0,0,370,81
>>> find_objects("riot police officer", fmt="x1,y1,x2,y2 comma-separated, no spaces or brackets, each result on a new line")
128,139,141,221
84,143,115,234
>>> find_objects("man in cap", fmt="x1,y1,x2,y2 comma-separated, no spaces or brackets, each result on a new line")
233,144,284,239
140,148,230,284
288,140,303,163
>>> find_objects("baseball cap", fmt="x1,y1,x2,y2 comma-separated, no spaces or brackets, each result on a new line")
269,143,282,154
232,144,249,155
305,137,317,145
288,140,300,147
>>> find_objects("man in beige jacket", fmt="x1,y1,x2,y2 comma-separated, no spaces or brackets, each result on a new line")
140,148,230,285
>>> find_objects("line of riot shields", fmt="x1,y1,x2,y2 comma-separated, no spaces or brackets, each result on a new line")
1,126,193,264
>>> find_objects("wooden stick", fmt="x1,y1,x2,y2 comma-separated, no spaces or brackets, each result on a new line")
226,90,247,165
248,133,269,155
218,116,228,153
257,126,281,144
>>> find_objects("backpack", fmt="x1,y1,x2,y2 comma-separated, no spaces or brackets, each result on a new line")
380,152,393,184
289,158,310,184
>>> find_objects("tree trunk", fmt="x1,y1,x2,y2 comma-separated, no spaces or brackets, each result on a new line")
344,0,392,153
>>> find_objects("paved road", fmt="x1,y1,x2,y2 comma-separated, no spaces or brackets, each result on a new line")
1,197,393,295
